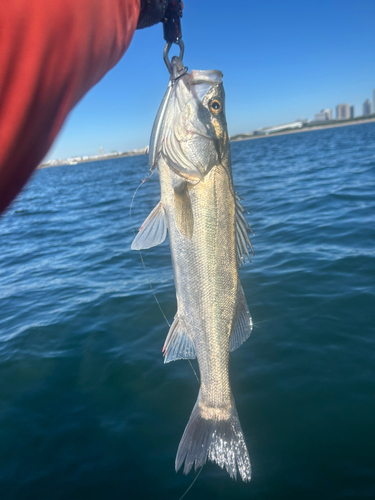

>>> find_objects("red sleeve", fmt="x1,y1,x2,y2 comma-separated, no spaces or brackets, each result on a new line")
0,0,140,213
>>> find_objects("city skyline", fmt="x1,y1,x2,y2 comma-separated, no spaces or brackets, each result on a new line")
46,86,375,163
313,87,375,123
44,1,375,161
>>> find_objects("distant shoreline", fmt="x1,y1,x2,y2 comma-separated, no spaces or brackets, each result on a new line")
38,150,146,169
39,116,375,169
230,116,375,142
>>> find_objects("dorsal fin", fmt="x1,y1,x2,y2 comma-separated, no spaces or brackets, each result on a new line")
235,193,254,266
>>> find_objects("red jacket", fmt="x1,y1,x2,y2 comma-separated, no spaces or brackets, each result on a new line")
0,0,140,213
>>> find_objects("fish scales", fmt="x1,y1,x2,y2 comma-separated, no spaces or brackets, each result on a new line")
132,56,254,481
162,161,235,408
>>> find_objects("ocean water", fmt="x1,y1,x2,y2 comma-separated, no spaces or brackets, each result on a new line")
1,122,374,499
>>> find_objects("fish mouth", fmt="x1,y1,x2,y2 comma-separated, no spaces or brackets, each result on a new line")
190,70,223,101
171,59,223,101
190,70,223,85
149,58,222,181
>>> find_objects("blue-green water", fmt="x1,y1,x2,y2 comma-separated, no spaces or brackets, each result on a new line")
1,123,374,499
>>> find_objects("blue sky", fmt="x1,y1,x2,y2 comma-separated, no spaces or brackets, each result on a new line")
46,0,375,160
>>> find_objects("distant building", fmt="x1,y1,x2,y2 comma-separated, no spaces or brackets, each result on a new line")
324,108,332,120
373,89,375,114
99,146,104,156
336,104,350,120
363,99,372,116
253,121,303,136
314,112,326,122
350,105,355,119
314,108,332,122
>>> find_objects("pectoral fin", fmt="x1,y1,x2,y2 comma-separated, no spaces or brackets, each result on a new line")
131,202,167,250
174,182,194,239
163,315,196,363
230,286,253,352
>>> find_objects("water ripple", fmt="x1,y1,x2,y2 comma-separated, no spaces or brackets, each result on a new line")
0,123,375,499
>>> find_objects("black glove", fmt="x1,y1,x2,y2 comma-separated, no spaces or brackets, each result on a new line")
137,0,169,30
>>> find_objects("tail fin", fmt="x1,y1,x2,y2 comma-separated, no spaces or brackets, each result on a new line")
175,394,251,481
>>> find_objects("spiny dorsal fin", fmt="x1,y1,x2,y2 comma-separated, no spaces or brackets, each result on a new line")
163,315,196,363
235,193,254,266
230,286,253,352
131,201,167,250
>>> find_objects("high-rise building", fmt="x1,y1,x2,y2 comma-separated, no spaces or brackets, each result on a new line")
350,105,355,119
373,89,375,114
363,99,372,116
336,104,350,119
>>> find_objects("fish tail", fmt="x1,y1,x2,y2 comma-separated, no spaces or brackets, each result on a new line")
175,393,251,481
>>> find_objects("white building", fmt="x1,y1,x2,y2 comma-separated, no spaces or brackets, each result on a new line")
336,104,350,120
314,109,332,122
253,121,303,136
363,99,372,116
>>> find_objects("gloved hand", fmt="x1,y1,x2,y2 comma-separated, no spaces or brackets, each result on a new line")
137,0,169,29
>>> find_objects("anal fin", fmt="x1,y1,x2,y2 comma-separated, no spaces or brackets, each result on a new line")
230,286,253,352
163,315,196,363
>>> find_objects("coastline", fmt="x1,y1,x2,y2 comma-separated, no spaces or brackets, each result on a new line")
37,150,146,170
230,116,375,142
39,116,375,169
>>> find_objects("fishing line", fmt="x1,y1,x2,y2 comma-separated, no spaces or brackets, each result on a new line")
177,464,204,500
187,359,200,384
130,172,203,500
129,173,200,384
251,311,298,329
130,172,171,328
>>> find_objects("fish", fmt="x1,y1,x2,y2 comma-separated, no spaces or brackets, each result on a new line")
131,56,254,481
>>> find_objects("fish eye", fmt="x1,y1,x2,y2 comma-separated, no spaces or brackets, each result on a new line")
209,100,222,114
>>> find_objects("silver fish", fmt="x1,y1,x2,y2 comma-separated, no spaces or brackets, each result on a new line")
132,57,254,481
